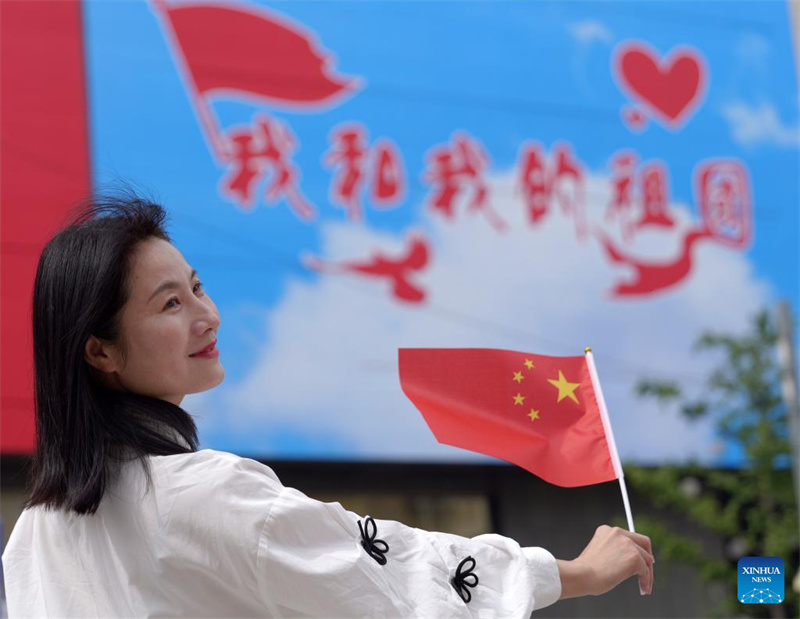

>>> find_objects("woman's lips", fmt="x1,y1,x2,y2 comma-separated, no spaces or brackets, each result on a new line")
190,341,218,358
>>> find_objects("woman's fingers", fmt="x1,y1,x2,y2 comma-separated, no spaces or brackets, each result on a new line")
595,526,655,595
568,525,655,597
630,538,655,594
612,528,655,589
618,529,654,559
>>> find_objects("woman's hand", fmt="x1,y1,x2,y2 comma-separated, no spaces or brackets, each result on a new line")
556,525,654,599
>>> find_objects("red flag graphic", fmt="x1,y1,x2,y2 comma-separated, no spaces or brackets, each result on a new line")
399,348,618,487
156,1,357,107
304,234,430,303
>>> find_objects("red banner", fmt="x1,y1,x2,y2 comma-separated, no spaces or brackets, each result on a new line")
0,0,91,454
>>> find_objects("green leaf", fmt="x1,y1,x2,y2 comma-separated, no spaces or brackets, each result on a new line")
630,308,799,617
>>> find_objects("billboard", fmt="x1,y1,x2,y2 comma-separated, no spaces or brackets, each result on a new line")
3,0,799,465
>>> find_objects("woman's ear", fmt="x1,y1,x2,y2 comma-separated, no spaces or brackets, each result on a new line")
84,335,119,374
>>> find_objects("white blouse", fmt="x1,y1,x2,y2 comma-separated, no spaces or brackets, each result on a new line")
2,449,561,618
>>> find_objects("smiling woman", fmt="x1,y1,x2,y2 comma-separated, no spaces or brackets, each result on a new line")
2,192,654,618
24,194,213,514
84,235,223,407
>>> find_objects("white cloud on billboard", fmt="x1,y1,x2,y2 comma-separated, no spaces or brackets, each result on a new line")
186,166,770,466
568,20,614,45
722,101,800,148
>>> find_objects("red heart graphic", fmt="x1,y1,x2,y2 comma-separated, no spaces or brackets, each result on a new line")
615,42,706,129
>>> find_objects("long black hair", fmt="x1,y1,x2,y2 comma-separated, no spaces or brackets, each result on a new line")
26,191,199,515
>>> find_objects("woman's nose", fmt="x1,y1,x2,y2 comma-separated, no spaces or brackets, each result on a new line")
193,297,220,332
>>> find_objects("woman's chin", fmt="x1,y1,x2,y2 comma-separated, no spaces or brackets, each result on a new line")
205,367,225,390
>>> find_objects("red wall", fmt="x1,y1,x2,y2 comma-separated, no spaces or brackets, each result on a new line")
1,0,91,454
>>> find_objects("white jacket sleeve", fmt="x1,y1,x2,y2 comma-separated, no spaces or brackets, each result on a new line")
256,485,562,618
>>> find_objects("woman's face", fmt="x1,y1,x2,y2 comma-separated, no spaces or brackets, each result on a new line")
89,237,224,406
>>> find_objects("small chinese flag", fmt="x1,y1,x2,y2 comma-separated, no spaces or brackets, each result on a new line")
399,348,618,487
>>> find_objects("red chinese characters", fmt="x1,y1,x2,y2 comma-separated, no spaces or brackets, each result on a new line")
606,151,637,239
423,132,506,232
606,151,674,240
518,142,586,238
324,123,406,222
637,162,674,229
210,118,751,303
695,159,751,248
220,115,315,221
518,142,548,224
597,158,752,297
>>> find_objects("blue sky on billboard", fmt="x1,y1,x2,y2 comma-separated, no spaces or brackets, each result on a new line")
84,0,799,466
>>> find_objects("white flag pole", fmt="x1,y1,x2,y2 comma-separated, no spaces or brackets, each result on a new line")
584,347,635,533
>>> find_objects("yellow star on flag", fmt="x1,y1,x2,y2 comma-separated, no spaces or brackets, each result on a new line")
547,371,580,404
513,393,525,405
512,371,524,383
528,409,540,421
524,359,535,370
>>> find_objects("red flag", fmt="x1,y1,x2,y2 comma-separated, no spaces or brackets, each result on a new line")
399,348,618,487
157,1,357,106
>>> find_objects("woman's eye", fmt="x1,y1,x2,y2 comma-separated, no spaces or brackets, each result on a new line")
163,282,203,311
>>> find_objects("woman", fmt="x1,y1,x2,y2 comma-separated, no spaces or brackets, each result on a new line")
2,194,654,617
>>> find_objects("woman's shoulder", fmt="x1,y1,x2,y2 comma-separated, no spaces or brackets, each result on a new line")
148,448,284,494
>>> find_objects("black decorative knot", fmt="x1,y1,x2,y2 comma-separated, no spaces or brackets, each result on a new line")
358,516,389,565
450,556,479,603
